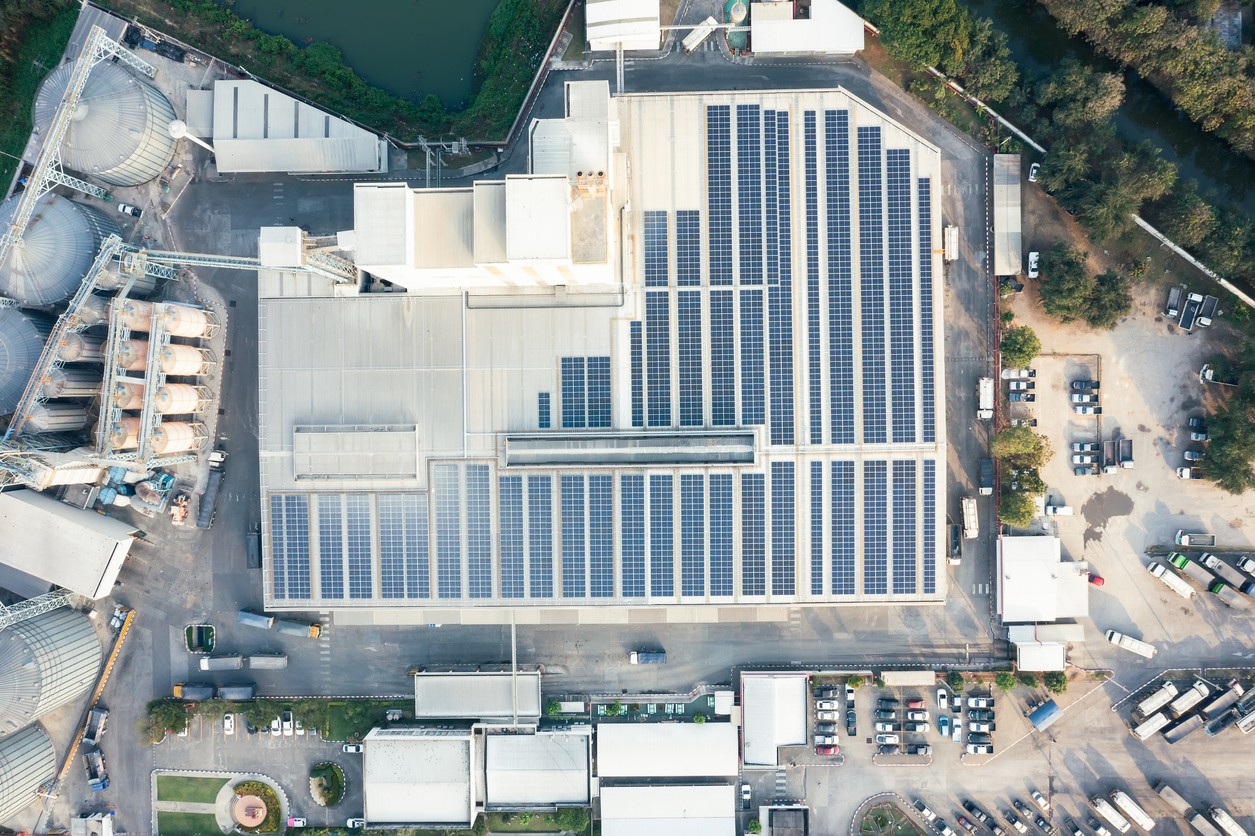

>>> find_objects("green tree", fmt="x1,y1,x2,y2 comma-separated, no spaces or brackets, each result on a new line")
1036,59,1125,131
545,699,561,717
693,712,707,724
146,699,188,736
991,426,1051,469
1043,671,1069,693
1085,271,1132,329
1018,672,1041,688
847,675,866,688
609,699,625,716
1000,325,1041,369
1205,404,1255,493
1039,243,1092,323
1155,182,1217,249
1080,180,1139,240
995,671,1016,692
1038,143,1093,195
998,491,1037,528
864,0,973,70
943,17,1019,104
748,819,763,835
946,670,966,690
555,808,590,830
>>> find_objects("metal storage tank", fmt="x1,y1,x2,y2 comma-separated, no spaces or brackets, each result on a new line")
56,331,104,364
77,293,110,327
159,344,213,376
155,383,207,414
0,608,101,735
110,380,144,410
151,421,204,454
25,403,90,432
43,368,101,398
0,193,120,306
116,339,148,371
0,309,52,416
0,724,56,823
105,416,142,450
160,303,217,338
96,266,157,297
34,61,178,187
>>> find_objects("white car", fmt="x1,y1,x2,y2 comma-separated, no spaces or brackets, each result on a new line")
282,711,294,737
1027,250,1040,278
816,699,839,711
1029,163,1041,182
875,721,897,732
116,203,142,218
817,710,837,721
846,684,857,703
967,743,994,754
1237,557,1255,574
347,819,366,829
1071,442,1098,452
287,819,307,828
295,719,305,736
269,718,281,735
907,710,929,721
1070,393,1095,403
968,697,994,708
936,687,947,709
1074,405,1101,415
1071,454,1095,464
906,722,931,733
343,743,363,753
915,801,938,822
1031,791,1050,813
223,714,235,735
742,784,752,802
875,733,899,745
952,716,963,742
969,722,994,732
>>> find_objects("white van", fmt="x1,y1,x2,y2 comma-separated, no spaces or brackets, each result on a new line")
1045,505,1073,516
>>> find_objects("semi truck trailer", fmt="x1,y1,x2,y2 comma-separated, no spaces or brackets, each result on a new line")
276,619,322,638
978,378,994,420
1169,680,1211,718
1154,784,1192,818
172,683,214,701
1131,712,1170,741
1110,790,1155,832
1201,555,1247,587
1208,808,1247,836
1135,683,1179,719
199,654,244,671
1092,797,1132,834
1209,582,1252,611
1176,531,1216,547
962,496,979,540
1168,553,1216,587
1147,562,1195,599
1105,630,1156,659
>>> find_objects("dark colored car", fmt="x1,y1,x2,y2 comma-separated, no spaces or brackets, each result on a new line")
878,698,899,709
846,709,857,737
968,709,995,722
878,744,902,755
1072,380,1100,391
963,802,991,824
875,709,896,720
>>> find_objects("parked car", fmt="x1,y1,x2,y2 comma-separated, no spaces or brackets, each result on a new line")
1237,557,1255,574
117,203,142,218
958,816,981,835
343,743,363,753
906,722,932,733
816,699,839,711
1071,442,1099,452
1074,465,1096,476
967,696,993,708
1065,819,1083,836
968,709,995,722
968,732,993,744
874,709,896,720
1036,816,1054,834
1072,379,1100,391
1074,405,1102,415
1005,812,1028,834
815,735,838,746
223,714,234,735
951,694,962,712
846,709,858,736
1029,163,1041,182
1009,392,1037,402
1014,800,1034,817
963,802,991,824
1087,819,1111,836
915,802,939,822
816,723,839,734
295,719,305,736
1072,454,1095,464
817,711,838,721
288,819,307,828
936,822,958,836
1027,251,1040,278
875,733,900,745
281,711,294,737
817,687,838,699
878,698,899,709
938,715,950,738
936,687,948,709
969,721,995,732
742,784,752,802
269,717,281,735
347,820,366,829
1031,791,1050,813
952,716,963,742
816,744,840,755
846,684,857,702
906,698,926,710
1184,450,1202,462
1188,416,1206,430
875,721,898,732
968,743,994,754
1070,393,1095,403
1009,381,1034,391
906,710,929,721
907,743,931,755
1190,430,1209,442
879,744,902,755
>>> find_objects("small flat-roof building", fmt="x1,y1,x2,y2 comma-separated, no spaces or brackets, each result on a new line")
750,0,865,55
600,785,736,836
596,723,739,777
585,0,661,51
993,154,1022,276
997,536,1089,623
485,730,590,807
413,672,542,721
0,489,137,599
362,728,473,826
741,673,807,767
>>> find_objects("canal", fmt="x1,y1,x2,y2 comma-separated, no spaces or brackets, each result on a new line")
965,0,1255,218
227,0,500,108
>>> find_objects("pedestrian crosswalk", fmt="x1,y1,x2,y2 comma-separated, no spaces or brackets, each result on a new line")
774,768,787,798
971,582,990,595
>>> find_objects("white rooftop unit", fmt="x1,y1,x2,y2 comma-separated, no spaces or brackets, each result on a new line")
600,785,735,836
412,672,542,721
741,673,807,767
585,0,661,51
596,723,739,777
750,0,866,55
993,154,1023,276
362,728,473,826
485,730,590,806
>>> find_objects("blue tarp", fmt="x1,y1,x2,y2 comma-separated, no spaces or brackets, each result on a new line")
1029,699,1061,731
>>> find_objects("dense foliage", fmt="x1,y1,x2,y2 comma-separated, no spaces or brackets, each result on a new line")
1037,244,1133,329
0,0,78,185
993,426,1052,527
999,325,1041,369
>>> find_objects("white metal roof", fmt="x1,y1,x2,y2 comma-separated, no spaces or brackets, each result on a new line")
413,672,542,719
586,0,661,51
485,731,590,805
998,536,1090,623
505,176,571,261
751,0,866,55
0,490,136,599
741,673,807,767
353,183,409,267
596,723,739,777
993,154,1023,275
292,424,419,480
211,80,387,173
600,785,735,836
1008,627,1069,672
362,728,473,825
258,226,303,267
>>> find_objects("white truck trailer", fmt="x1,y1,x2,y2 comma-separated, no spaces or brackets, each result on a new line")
1209,808,1248,836
1105,630,1156,659
681,17,718,52
1148,562,1195,599
1110,791,1155,832
1092,797,1132,834
1135,683,1179,719
962,496,979,540
1131,712,1170,741
1169,680,1212,718
978,377,994,420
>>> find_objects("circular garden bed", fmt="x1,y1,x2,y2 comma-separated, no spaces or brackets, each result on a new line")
233,780,281,833
309,762,345,807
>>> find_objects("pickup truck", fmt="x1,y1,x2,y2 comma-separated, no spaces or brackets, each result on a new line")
1201,554,1246,587
1176,530,1216,547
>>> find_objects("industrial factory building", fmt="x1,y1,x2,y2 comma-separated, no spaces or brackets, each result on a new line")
259,80,947,624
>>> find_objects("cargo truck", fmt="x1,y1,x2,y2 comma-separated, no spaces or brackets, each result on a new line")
1200,555,1246,588
1154,784,1192,818
1118,438,1134,468
1167,553,1216,587
1163,714,1205,744
629,649,667,664
1209,582,1252,611
1102,440,1119,474
199,654,244,672
1188,815,1222,836
246,525,261,569
1208,808,1246,836
962,496,979,540
1110,790,1155,832
1234,706,1255,733
1197,295,1218,328
196,465,223,529
217,685,255,701
237,610,274,630
1147,562,1194,599
276,619,322,638
945,225,959,261
172,683,214,701
978,378,994,420
1092,797,1132,834
979,459,995,496
1169,680,1211,718
1105,630,1156,659
680,16,718,52
248,653,289,670
83,750,109,792
1200,681,1245,719
1130,712,1170,741
1180,293,1203,331
1175,531,1216,547
1164,286,1183,319
82,707,108,746
1135,683,1179,719
1204,711,1240,737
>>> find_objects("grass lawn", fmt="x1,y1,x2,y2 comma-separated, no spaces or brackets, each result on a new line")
156,811,221,836
325,699,408,741
860,803,926,836
0,4,79,187
156,775,227,804
562,1,585,62
484,811,568,832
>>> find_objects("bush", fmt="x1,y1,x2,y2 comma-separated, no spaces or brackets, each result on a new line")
946,670,966,690
608,699,625,716
1000,325,1041,369
1018,672,1040,688
309,762,345,806
693,712,707,724
847,675,866,688
234,781,282,833
748,818,763,834
1043,671,1069,694
555,808,591,830
546,699,561,717
995,671,1016,692
146,700,188,740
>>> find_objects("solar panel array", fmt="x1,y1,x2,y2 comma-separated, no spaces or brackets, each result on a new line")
266,95,944,607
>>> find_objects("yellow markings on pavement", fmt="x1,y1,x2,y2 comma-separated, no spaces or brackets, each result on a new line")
55,609,137,782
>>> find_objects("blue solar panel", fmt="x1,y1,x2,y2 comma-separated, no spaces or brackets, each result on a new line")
646,291,672,427
765,109,778,287
561,357,586,429
269,494,287,598
769,111,794,447
434,464,462,599
918,178,936,443
466,465,493,599
777,110,793,283
826,111,854,444
810,461,823,595
283,494,310,599
805,112,822,445
630,321,644,428
379,493,429,600
561,475,586,598
831,462,855,595
741,472,765,595
317,494,344,599
707,105,733,286
709,474,733,596
771,462,795,595
589,475,614,598
676,210,701,287
346,493,373,599
498,476,524,598
858,127,887,444
887,149,916,444
644,210,669,288
923,460,937,594
587,356,611,429
892,461,917,594
740,289,764,425
621,474,646,597
650,474,674,597
710,290,736,426
863,461,888,594
678,291,703,427
681,474,705,596
527,475,553,597
538,392,550,429
737,104,762,285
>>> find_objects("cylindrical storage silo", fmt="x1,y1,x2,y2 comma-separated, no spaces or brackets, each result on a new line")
96,267,158,297
34,62,178,187
113,298,155,333
0,608,101,735
155,383,205,414
159,344,211,376
151,421,203,454
0,724,56,823
106,416,142,450
160,303,216,338
116,339,149,371
25,403,90,432
77,292,111,327
0,309,53,415
110,380,145,410
41,368,101,398
0,193,120,306
56,331,105,364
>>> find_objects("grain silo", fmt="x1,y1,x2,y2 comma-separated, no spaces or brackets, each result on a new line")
151,421,206,454
42,368,101,398
0,193,120,306
55,331,104,364
0,608,101,736
0,724,56,823
0,309,52,416
24,403,90,433
34,61,178,187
